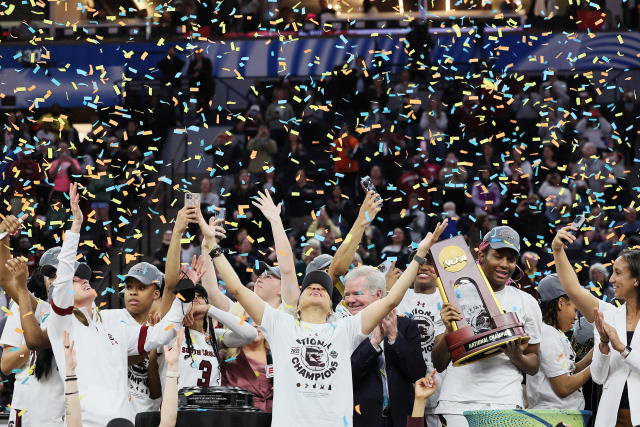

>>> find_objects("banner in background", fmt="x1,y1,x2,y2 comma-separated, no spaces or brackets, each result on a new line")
0,31,638,108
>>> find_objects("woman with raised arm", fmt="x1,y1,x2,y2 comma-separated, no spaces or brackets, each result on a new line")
46,183,207,427
553,225,640,426
209,207,447,427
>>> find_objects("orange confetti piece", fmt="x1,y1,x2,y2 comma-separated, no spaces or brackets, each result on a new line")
355,404,361,415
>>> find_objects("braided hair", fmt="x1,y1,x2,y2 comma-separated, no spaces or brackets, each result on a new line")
540,295,568,329
28,267,55,380
183,289,225,384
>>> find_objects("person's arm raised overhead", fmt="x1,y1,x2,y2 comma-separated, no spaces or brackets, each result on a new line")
252,190,299,308
159,327,184,427
160,205,199,316
50,183,83,327
361,221,448,335
63,330,82,427
210,246,267,326
197,213,234,311
328,191,382,294
5,258,51,350
0,215,40,312
551,226,600,322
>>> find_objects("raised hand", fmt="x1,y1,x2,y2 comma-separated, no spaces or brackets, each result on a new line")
251,190,282,223
551,226,577,252
175,205,198,235
385,261,402,291
63,330,77,373
0,215,22,239
417,219,448,257
5,257,29,292
181,255,206,284
593,308,609,343
164,327,185,369
69,182,83,225
358,190,383,225
198,212,226,251
414,369,438,401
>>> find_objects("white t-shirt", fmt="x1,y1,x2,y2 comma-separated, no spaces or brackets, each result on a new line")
105,309,160,414
0,301,52,410
27,310,65,427
397,289,446,411
160,328,222,391
260,304,366,427
526,323,584,410
435,285,543,413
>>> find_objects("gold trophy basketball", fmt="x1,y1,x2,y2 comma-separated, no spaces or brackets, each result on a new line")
430,236,529,366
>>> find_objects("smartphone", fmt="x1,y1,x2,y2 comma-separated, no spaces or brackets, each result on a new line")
570,215,585,233
377,260,393,274
360,176,382,201
185,192,201,206
215,207,226,228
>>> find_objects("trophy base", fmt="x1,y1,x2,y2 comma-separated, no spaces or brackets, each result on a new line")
178,386,259,411
446,312,530,366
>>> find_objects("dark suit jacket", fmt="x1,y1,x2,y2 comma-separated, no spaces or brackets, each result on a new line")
351,316,426,427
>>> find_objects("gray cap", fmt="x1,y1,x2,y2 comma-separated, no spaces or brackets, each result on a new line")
306,254,333,273
125,262,163,287
256,261,281,279
483,226,520,255
537,274,566,302
39,246,62,268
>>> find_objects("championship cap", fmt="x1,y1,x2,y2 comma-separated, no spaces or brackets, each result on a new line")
537,274,566,302
256,261,281,279
301,270,334,297
39,246,62,268
482,226,520,255
125,262,163,287
306,254,333,273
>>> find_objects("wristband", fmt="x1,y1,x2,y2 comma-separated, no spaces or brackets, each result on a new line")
209,246,223,258
166,370,180,378
65,376,77,382
65,391,78,396
622,346,632,359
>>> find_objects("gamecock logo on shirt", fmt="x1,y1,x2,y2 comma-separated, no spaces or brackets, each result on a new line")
290,337,338,380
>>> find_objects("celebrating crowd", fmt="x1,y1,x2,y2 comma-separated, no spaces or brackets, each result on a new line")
0,173,637,427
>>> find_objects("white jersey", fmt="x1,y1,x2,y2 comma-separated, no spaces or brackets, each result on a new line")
527,323,584,410
260,304,366,427
106,309,160,414
0,301,64,427
398,289,446,411
435,285,543,414
158,305,258,392
47,231,187,427
160,328,222,390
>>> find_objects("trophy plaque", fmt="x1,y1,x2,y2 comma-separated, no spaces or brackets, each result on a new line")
429,236,529,366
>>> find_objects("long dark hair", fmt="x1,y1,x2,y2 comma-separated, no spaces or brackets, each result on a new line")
28,268,55,380
619,249,640,305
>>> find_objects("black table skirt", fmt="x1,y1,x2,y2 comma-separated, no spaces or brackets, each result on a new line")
135,410,272,427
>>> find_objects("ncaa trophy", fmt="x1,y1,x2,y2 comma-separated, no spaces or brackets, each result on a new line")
429,236,529,366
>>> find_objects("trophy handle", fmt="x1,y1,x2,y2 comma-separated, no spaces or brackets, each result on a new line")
436,277,459,332
475,262,506,314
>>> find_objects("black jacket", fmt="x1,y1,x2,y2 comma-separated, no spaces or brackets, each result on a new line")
351,316,426,427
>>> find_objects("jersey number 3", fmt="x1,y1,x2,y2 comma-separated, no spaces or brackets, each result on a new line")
197,360,213,387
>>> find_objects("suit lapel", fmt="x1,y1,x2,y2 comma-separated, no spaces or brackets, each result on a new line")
618,304,628,346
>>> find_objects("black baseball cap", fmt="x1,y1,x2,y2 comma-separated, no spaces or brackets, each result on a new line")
301,270,333,297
